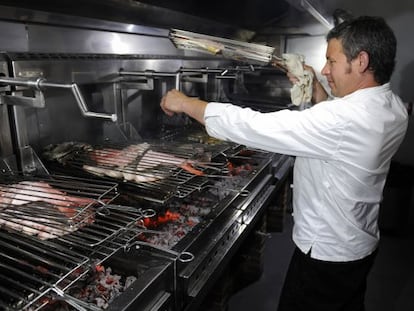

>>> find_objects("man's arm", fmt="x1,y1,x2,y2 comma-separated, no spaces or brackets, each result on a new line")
160,89,208,125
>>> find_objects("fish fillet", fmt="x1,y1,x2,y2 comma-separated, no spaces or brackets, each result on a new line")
0,180,96,239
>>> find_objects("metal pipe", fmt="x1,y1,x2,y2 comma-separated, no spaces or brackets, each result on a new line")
119,67,241,91
119,70,176,77
40,81,117,121
0,77,117,122
118,65,284,92
0,76,44,89
119,65,279,80
120,69,218,77
180,68,223,74
175,72,181,90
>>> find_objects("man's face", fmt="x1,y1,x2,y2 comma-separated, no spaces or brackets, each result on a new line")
321,38,361,97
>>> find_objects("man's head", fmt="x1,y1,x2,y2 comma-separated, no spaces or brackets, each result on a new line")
321,16,397,97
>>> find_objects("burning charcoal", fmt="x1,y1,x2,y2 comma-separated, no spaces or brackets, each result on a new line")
187,216,201,226
64,264,136,310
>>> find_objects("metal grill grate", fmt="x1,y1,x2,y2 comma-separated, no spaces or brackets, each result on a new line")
0,201,157,310
0,174,119,240
42,141,234,203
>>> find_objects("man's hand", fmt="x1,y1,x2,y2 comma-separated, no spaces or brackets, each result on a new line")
286,65,315,84
160,89,187,116
286,64,328,104
160,89,208,125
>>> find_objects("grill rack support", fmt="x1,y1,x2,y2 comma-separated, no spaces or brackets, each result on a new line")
0,76,117,121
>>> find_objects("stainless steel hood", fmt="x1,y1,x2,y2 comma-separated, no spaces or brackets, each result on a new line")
0,0,336,39
135,0,291,31
0,0,254,39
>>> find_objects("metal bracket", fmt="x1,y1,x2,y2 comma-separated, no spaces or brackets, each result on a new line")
181,73,208,84
117,66,271,94
0,156,17,174
119,78,154,90
119,68,211,92
0,89,45,108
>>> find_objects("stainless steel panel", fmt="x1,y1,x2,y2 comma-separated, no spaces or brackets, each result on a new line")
0,105,13,157
285,35,327,78
117,58,231,136
27,24,178,55
0,21,27,52
0,57,15,170
0,4,169,37
9,58,122,160
0,2,245,40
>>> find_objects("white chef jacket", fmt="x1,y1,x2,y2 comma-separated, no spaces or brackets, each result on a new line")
204,83,408,262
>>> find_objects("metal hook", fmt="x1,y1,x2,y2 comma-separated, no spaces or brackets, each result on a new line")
178,251,195,263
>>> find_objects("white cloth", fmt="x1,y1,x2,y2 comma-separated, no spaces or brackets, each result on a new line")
204,83,408,262
282,53,314,106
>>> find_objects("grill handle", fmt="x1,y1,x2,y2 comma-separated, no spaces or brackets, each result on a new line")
0,77,117,122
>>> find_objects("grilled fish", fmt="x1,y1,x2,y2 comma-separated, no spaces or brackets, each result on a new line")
0,180,96,239
43,142,205,183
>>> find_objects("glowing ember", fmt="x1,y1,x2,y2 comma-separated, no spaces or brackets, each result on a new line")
137,153,256,248
143,210,181,228
139,207,201,248
31,264,136,310
72,264,136,309
226,161,253,176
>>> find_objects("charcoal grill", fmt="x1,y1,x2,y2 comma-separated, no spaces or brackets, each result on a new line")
40,140,236,204
0,173,174,310
0,6,292,311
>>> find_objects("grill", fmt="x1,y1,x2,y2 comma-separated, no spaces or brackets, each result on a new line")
0,175,162,310
0,174,118,238
41,140,238,204
0,8,292,311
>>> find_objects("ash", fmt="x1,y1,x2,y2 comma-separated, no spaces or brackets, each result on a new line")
44,265,136,310
75,265,137,309
210,175,248,200
139,193,216,248
138,161,253,248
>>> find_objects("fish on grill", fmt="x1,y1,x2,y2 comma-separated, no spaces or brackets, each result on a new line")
84,142,161,182
43,142,205,183
0,208,81,239
0,180,96,212
0,180,96,239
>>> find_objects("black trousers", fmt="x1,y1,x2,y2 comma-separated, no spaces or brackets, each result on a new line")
277,247,377,311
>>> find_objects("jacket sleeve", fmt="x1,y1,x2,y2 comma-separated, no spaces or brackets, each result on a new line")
204,102,345,160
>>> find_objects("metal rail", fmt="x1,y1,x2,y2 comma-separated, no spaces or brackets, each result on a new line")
118,65,283,90
0,77,117,122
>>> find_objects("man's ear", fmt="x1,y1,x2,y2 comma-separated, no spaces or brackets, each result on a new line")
358,51,370,73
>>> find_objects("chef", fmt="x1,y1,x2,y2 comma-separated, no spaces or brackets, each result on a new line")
160,15,408,311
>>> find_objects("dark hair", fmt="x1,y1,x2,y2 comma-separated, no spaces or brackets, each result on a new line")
326,16,397,84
